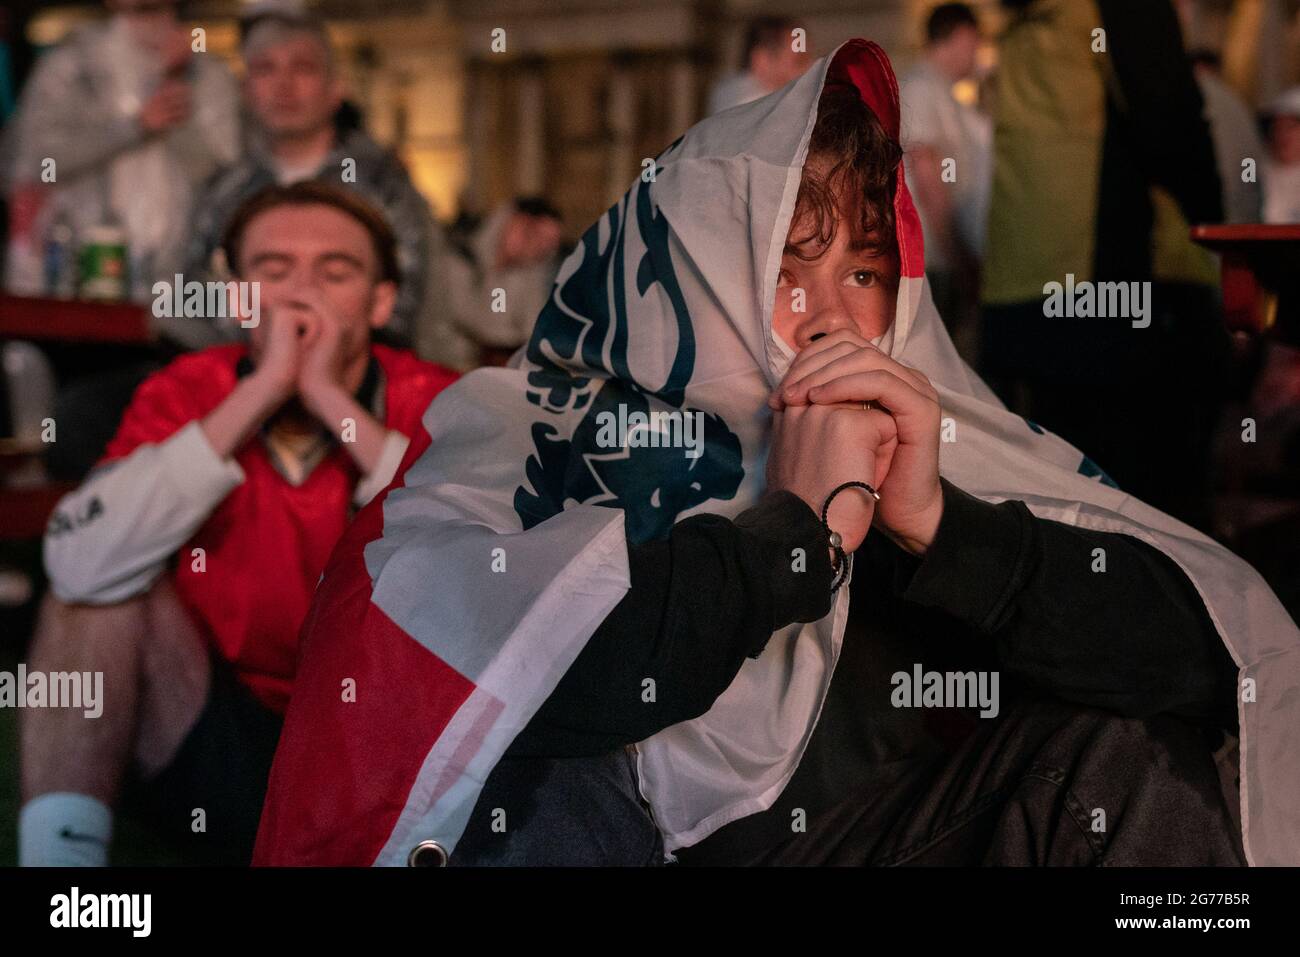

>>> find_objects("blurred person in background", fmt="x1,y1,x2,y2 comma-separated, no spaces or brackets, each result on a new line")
183,5,440,349
18,183,458,867
980,0,1226,530
1189,50,1265,224
0,7,18,123
1,0,240,296
899,2,991,359
708,15,812,115
1261,86,1300,224
419,197,564,371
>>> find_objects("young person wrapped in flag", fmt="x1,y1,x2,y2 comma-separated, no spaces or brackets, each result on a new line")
255,39,1300,867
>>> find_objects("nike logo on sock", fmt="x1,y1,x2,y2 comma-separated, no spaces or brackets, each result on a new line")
58,827,107,846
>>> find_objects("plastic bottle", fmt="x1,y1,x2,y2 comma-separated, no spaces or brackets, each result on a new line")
43,209,77,298
78,207,130,302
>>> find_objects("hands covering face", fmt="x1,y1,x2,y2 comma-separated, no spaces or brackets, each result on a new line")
255,288,352,412
767,329,945,557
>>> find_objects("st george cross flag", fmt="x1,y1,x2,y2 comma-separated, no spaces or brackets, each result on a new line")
254,39,1300,866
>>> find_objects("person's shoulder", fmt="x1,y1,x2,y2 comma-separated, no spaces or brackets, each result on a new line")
103,346,245,458
899,60,944,97
192,163,264,235
28,21,103,77
372,344,460,431
374,344,460,394
143,345,245,401
343,130,406,173
202,153,263,194
342,131,425,194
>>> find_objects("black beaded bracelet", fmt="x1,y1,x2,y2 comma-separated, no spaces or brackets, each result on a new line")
820,480,881,593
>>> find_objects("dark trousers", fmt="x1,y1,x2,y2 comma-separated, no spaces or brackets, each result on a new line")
453,696,1243,867
450,746,664,867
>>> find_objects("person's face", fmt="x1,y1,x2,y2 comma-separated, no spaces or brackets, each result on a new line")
244,33,342,138
239,204,395,364
108,0,179,49
772,211,900,354
1271,115,1300,166
939,24,980,80
499,212,562,266
752,42,812,92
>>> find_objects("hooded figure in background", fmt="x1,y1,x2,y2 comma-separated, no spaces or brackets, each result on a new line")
255,40,1300,868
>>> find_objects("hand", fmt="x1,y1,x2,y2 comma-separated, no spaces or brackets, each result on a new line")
287,289,350,414
250,301,304,405
766,402,891,556
139,79,191,134
770,329,944,556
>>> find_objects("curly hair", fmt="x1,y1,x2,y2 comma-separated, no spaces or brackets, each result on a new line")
787,80,902,263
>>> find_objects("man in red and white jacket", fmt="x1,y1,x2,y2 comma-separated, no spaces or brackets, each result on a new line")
20,182,458,866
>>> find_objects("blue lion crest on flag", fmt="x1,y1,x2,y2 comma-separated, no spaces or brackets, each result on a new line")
514,150,745,545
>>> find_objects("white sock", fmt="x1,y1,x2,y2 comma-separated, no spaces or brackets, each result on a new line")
19,792,113,867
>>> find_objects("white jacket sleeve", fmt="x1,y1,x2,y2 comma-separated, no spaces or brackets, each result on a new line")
352,430,411,508
43,421,246,605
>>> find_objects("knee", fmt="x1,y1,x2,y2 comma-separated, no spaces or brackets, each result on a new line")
1067,706,1219,775
37,590,127,632
1047,706,1240,854
31,579,156,659
1004,698,1230,812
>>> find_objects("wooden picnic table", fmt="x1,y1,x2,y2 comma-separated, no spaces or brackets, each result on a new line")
0,293,152,344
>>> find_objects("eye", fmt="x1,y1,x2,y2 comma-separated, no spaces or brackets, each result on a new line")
257,265,291,282
847,269,878,288
321,265,359,283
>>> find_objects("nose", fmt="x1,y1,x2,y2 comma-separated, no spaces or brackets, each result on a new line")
795,282,858,348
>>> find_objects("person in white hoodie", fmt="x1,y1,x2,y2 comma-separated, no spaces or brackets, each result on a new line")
2,0,240,297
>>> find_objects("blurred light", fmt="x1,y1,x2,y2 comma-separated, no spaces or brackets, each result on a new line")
952,78,978,106
27,7,99,48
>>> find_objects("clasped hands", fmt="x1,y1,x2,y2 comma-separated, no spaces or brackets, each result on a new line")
250,288,354,421
765,329,945,558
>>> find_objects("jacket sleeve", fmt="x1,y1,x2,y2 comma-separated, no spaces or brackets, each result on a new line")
891,479,1238,726
506,491,835,757
43,421,245,604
